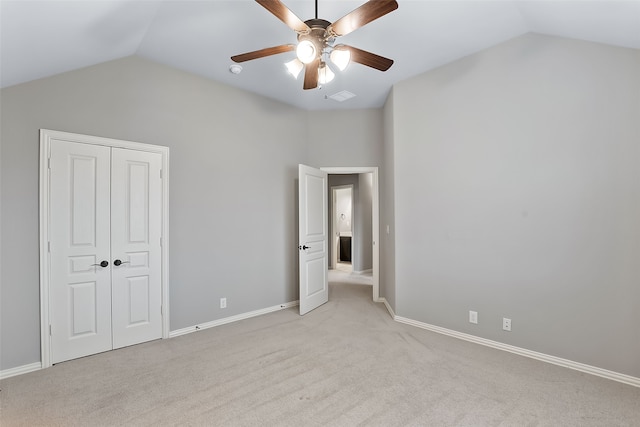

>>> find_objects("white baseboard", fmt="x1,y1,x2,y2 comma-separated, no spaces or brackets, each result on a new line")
377,297,396,318
353,268,373,275
169,300,300,338
0,362,42,380
393,315,640,388
377,298,639,387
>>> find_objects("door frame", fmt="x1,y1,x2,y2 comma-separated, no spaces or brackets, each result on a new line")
39,129,170,369
330,184,353,270
321,167,380,302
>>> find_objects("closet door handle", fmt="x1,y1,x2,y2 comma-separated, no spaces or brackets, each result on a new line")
92,260,109,268
113,259,129,266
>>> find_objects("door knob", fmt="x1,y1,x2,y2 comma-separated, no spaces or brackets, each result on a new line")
299,245,310,250
92,260,109,268
113,259,130,266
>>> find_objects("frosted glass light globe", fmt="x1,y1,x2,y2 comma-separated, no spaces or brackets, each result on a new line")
296,40,317,64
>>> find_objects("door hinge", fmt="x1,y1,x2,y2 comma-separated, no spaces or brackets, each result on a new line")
160,305,163,316
48,241,51,253
48,157,51,170
160,237,162,247
49,325,52,336
160,169,163,179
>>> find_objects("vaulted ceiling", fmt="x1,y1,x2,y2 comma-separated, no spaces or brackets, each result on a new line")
2,1,639,110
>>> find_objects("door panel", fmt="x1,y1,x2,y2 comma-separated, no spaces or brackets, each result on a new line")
111,148,162,348
69,281,99,335
298,164,328,315
304,252,327,296
50,140,112,363
126,276,151,324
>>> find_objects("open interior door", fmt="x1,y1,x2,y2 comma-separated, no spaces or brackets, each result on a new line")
298,164,328,315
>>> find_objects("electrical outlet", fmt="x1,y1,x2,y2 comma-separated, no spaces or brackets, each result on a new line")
220,298,227,309
503,317,511,331
469,311,478,324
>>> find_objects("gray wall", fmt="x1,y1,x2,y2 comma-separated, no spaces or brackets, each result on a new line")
307,109,383,168
391,34,640,377
0,56,382,371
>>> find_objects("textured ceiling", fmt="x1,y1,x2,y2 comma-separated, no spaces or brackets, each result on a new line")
2,0,640,110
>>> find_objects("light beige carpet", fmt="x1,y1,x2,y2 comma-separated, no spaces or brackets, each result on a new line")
1,281,639,426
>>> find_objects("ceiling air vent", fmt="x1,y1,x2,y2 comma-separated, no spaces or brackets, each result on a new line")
328,90,356,102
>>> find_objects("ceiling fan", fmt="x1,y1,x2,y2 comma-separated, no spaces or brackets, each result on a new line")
231,0,399,90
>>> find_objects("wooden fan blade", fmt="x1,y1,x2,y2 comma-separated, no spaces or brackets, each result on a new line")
303,58,320,90
329,0,398,37
344,45,394,71
256,0,310,33
231,44,295,63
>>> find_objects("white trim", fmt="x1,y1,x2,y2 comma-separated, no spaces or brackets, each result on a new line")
39,138,51,368
377,297,396,318
393,315,640,388
169,301,299,338
353,268,373,275
39,129,170,369
321,167,380,301
0,362,42,380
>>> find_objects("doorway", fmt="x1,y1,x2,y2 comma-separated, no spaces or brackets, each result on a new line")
331,184,354,273
322,167,380,302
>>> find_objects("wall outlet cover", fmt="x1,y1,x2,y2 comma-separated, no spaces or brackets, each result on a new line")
503,317,511,331
469,311,478,324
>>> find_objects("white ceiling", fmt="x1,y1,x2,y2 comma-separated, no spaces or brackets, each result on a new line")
2,0,639,111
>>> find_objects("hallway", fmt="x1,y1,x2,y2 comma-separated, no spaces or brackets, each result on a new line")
328,268,372,287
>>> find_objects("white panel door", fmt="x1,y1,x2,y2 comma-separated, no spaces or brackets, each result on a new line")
50,140,113,363
111,148,163,349
49,141,163,363
298,164,328,315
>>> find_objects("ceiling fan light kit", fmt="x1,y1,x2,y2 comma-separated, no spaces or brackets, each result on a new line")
296,39,318,64
318,61,335,84
231,0,398,90
330,46,351,71
285,58,304,79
